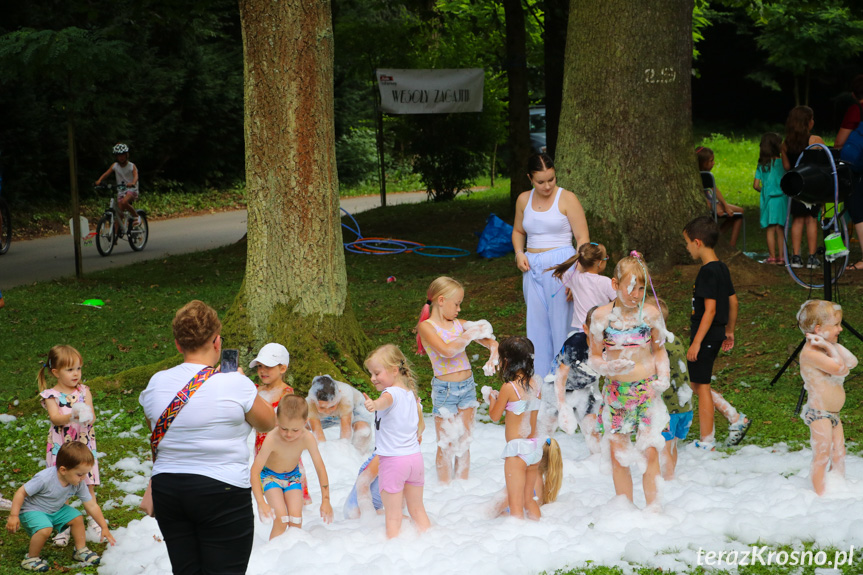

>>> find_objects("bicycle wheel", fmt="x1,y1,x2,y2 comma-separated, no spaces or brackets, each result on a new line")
128,211,148,251
95,213,115,256
0,198,10,255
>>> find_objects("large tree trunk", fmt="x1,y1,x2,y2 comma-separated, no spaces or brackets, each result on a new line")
229,0,368,390
502,0,531,209
555,0,703,263
543,0,568,159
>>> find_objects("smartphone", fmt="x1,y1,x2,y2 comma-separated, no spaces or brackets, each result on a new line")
220,349,239,373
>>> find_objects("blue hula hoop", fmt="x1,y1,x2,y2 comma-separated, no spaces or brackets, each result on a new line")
413,245,471,258
339,206,468,256
344,239,410,255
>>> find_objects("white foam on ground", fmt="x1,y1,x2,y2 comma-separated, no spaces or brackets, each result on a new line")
99,419,863,575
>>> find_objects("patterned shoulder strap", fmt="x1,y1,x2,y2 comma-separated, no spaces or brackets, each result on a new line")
150,367,217,460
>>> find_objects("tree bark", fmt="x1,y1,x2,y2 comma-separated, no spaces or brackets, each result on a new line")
502,0,532,209
544,0,568,159
555,0,703,263
229,0,368,390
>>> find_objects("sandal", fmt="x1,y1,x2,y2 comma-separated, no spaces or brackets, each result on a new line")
21,556,49,572
847,261,863,271
72,546,101,566
763,257,778,264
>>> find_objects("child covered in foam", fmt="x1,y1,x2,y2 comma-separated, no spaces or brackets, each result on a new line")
306,375,374,453
587,252,670,510
797,300,857,495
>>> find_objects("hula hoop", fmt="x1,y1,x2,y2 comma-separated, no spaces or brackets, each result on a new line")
413,245,471,258
340,207,362,242
351,236,425,254
339,206,466,256
345,239,412,255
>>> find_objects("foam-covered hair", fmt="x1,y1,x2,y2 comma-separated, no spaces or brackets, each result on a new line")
797,300,841,334
308,375,341,405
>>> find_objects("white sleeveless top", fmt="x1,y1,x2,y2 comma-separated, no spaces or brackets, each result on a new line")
374,386,420,456
522,187,573,249
112,161,137,190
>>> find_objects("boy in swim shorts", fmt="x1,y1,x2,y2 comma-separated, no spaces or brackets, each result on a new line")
251,395,333,539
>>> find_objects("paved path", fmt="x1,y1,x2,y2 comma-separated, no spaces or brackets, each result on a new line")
0,191,427,288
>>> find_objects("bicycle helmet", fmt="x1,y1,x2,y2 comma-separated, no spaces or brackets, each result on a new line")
113,143,129,155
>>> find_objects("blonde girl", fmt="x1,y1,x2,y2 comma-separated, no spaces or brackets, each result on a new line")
587,253,670,509
486,337,561,520
489,437,563,517
417,276,498,483
363,344,430,538
37,345,100,543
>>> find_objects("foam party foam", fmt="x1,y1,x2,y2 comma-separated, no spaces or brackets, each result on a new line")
100,419,863,575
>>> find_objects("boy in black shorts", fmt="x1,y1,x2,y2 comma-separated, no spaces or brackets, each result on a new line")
683,216,750,450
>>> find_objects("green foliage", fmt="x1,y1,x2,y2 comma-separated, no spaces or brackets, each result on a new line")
404,114,489,201
336,128,379,186
745,0,863,101
0,0,244,199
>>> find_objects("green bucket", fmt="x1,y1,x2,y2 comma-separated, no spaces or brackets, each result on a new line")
824,233,849,262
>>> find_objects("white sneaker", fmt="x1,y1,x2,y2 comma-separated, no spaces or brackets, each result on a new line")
0,495,12,510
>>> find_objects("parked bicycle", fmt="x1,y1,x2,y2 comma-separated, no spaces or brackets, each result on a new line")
93,183,148,256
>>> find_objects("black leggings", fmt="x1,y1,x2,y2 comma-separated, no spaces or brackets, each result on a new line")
152,473,254,575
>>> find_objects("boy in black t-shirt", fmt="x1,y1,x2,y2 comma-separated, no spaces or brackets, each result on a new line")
683,216,750,450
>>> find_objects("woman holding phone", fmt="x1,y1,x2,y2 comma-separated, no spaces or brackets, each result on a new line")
139,300,275,575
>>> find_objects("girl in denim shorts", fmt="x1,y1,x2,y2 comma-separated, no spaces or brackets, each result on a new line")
416,276,499,484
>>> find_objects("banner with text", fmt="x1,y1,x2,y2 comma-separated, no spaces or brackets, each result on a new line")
377,68,484,114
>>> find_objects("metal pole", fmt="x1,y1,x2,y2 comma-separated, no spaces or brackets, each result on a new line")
68,118,83,279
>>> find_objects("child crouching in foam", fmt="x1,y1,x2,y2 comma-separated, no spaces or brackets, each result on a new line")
544,242,616,452
251,395,333,539
485,337,562,520
797,300,857,495
654,299,694,480
6,442,115,572
588,252,670,509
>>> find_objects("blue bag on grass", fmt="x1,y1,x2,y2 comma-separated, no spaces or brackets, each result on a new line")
477,213,514,259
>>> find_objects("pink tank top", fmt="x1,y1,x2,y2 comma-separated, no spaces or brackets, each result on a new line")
522,188,573,249
424,320,472,377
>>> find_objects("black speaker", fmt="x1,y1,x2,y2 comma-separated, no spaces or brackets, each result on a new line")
781,147,852,204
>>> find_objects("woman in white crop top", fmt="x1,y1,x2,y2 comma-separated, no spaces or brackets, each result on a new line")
512,153,590,379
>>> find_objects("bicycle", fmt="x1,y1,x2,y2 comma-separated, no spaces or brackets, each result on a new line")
0,175,10,255
93,183,148,256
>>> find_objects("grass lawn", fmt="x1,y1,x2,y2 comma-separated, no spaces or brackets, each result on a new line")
2,138,862,574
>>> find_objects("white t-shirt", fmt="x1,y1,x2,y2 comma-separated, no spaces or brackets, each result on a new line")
564,267,617,331
374,386,420,457
140,363,257,488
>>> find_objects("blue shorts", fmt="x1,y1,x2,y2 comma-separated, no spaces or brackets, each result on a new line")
431,375,478,417
261,465,302,493
662,411,694,441
19,505,81,536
